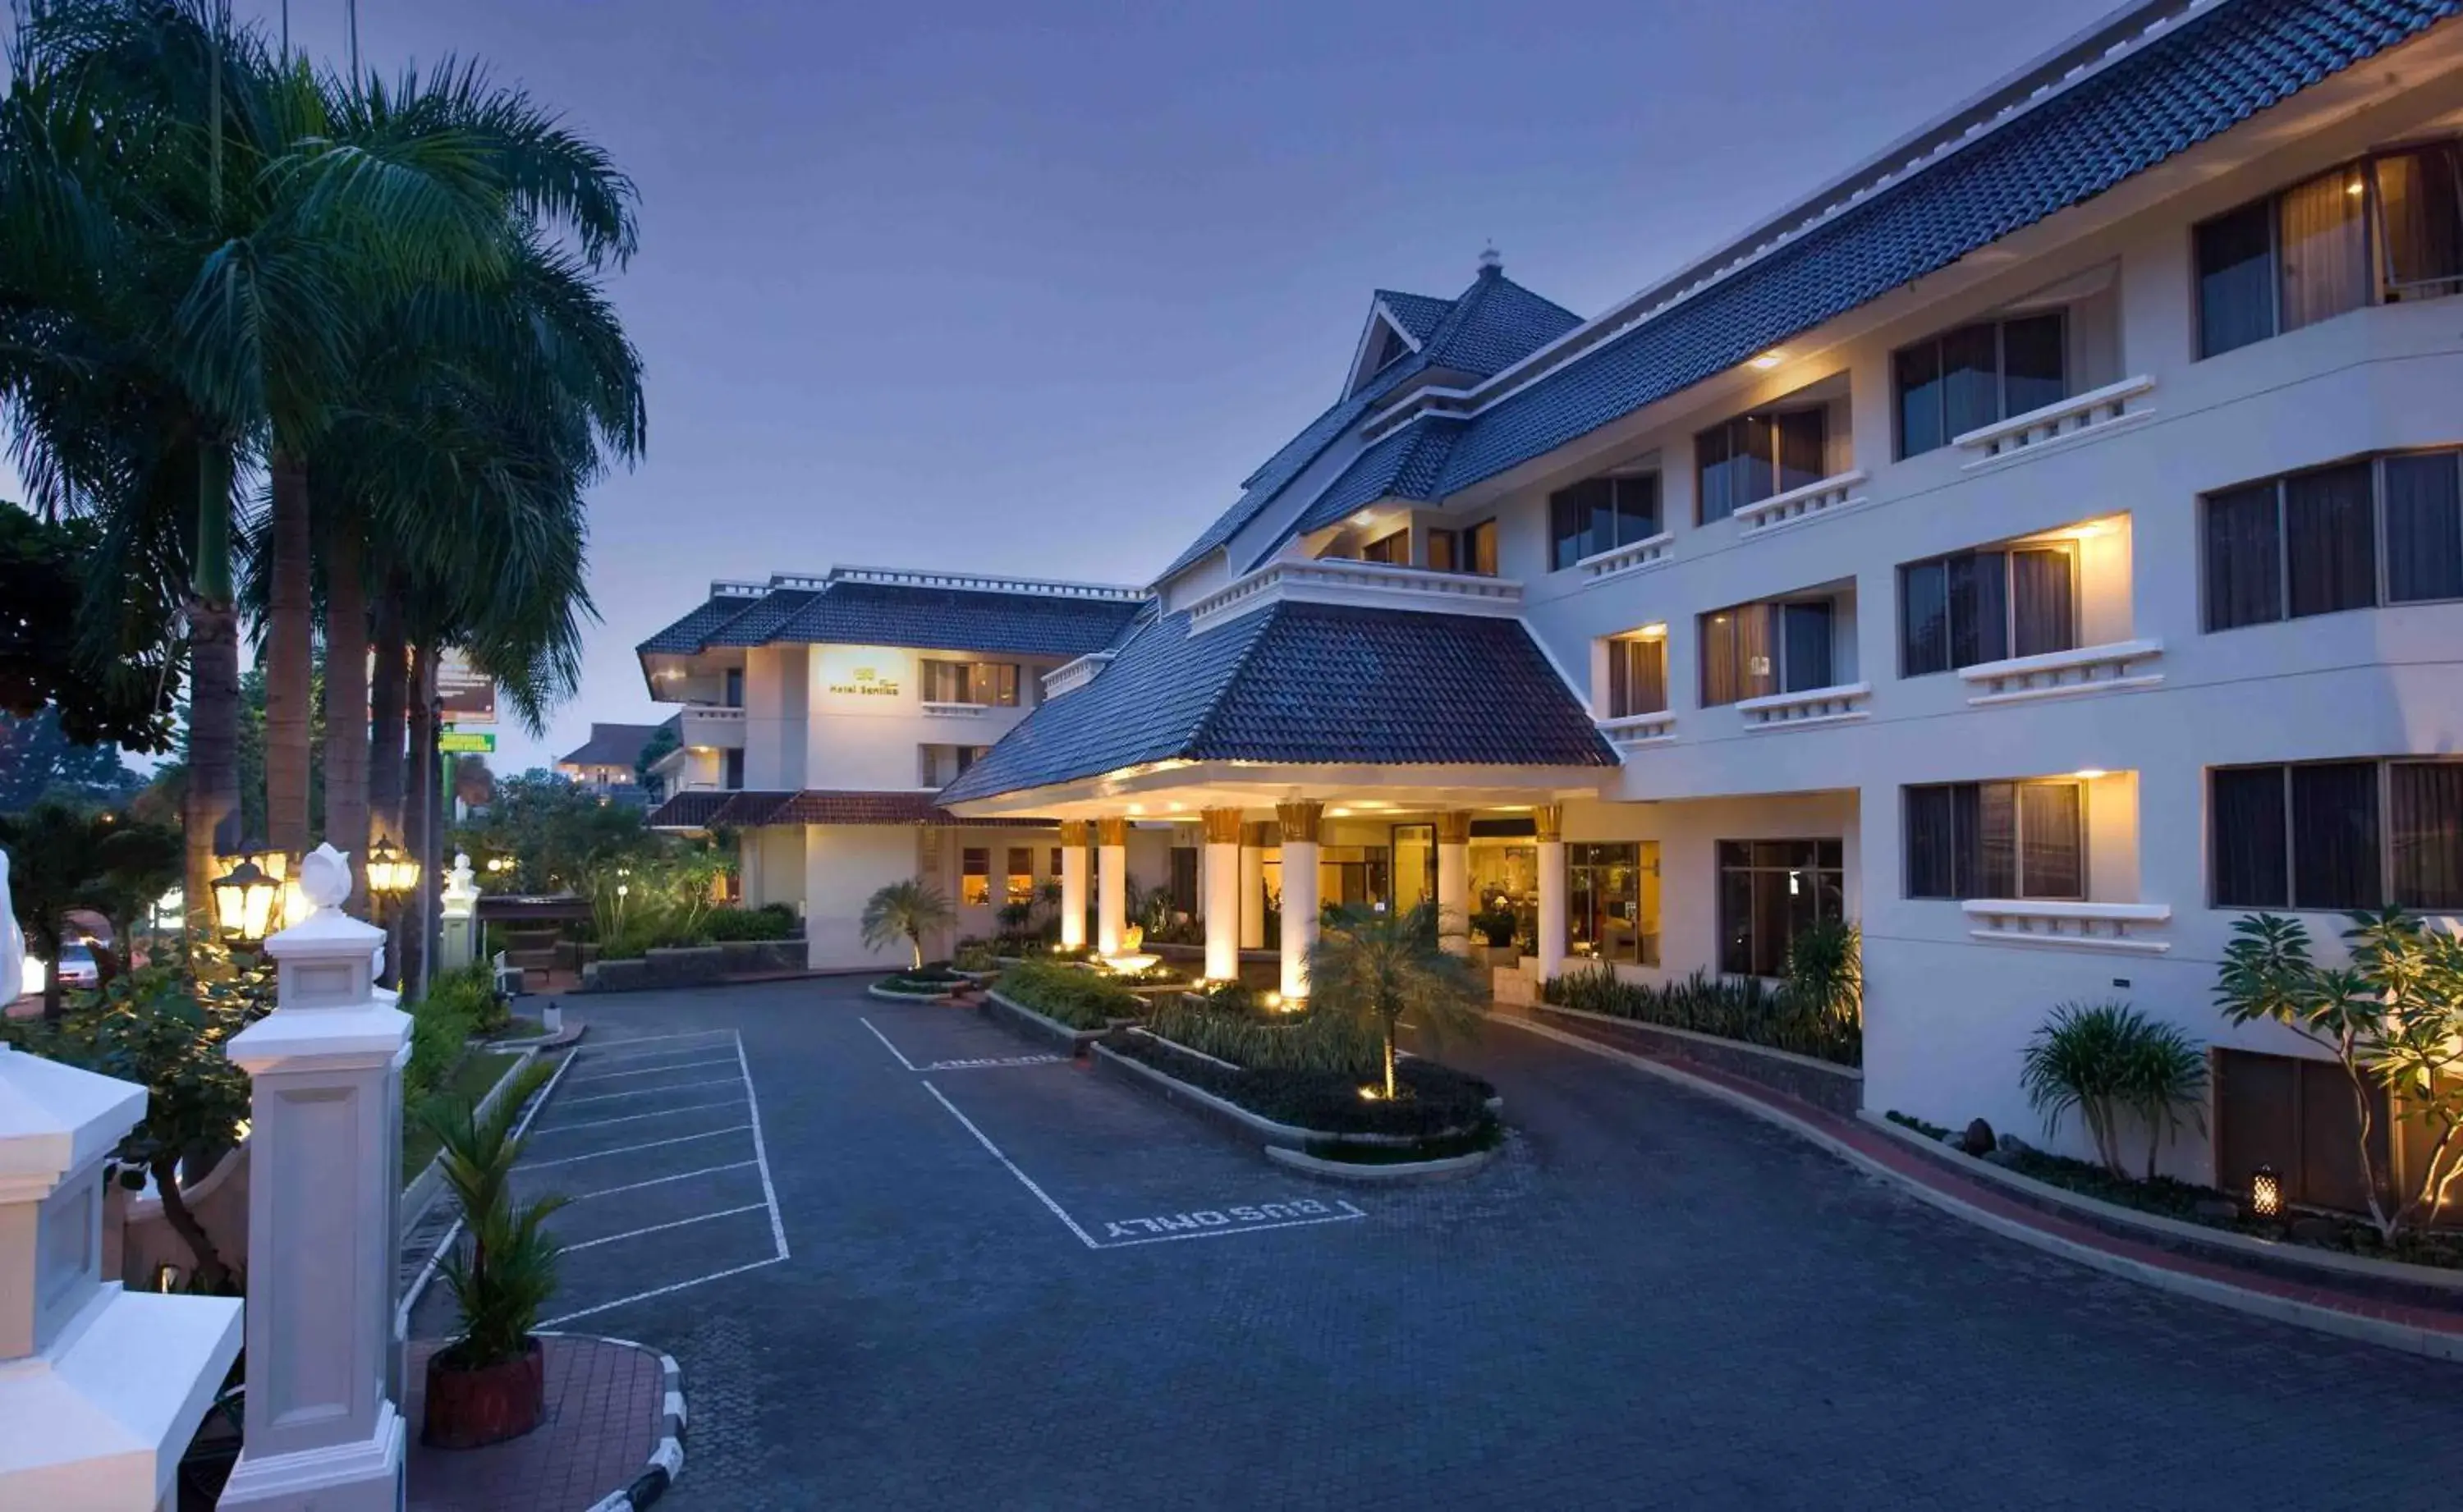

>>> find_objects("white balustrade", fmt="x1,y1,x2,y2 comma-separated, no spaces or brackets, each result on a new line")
1956,374,2155,465
1597,712,1677,747
1961,639,2164,705
681,703,747,748
920,700,992,717
1578,531,1673,582
1732,470,1868,534
1041,650,1115,699
1186,557,1525,633
1736,681,1870,730
1962,898,2172,954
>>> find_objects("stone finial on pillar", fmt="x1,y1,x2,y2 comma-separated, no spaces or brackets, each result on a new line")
219,842,412,1512
0,853,244,1510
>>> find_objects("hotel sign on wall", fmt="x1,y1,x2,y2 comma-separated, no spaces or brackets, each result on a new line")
816,647,906,707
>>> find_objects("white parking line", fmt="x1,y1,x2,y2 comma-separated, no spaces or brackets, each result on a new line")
561,1202,770,1254
859,1016,918,1070
562,1056,738,1086
736,1033,791,1261
571,1045,741,1073
397,1046,577,1336
921,1080,1101,1249
524,1097,745,1137
537,1255,787,1329
582,1029,739,1054
557,1075,744,1107
558,1160,760,1204
522,1125,753,1169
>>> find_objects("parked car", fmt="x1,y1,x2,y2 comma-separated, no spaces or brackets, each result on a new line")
55,940,99,989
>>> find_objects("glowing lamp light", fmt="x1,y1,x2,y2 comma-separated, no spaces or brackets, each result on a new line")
2071,769,2110,781
1749,351,1784,370
366,838,419,897
2251,1165,2283,1218
211,857,281,943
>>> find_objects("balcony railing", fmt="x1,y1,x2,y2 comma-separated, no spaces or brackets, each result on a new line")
679,704,746,749
1733,469,1868,535
1962,899,2172,955
1736,681,1869,731
1578,531,1673,583
1961,639,2163,706
1186,557,1524,633
1956,374,2154,466
921,700,994,717
1597,712,1676,747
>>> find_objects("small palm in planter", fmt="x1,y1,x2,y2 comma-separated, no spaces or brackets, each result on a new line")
421,1059,566,1448
862,877,956,971
1305,902,1485,1101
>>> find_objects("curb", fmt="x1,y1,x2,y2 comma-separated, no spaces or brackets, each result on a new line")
549,1333,686,1511
1491,1013,2463,1363
866,983,960,1004
1264,1143,1500,1183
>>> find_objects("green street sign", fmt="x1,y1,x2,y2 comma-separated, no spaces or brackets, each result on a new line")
438,731,497,754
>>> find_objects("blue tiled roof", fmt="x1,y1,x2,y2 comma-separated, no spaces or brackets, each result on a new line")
1256,422,1463,568
1374,290,1456,345
1423,0,2459,499
939,603,1614,804
637,593,757,655
767,580,1144,659
706,588,818,646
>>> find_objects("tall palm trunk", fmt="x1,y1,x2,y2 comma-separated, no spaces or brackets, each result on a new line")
185,448,241,952
263,453,314,858
368,584,406,848
323,523,371,912
402,641,438,994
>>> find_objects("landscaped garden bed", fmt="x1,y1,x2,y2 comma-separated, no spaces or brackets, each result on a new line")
869,963,975,1001
1099,1026,1497,1152
979,959,1145,1049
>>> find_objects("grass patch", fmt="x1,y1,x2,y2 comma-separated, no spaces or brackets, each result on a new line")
476,1015,545,1042
403,1050,522,1184
1105,1029,1496,1140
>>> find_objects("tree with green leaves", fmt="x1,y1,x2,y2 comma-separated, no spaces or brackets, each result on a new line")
862,878,956,972
423,1057,565,1372
1304,902,1485,1102
0,708,139,813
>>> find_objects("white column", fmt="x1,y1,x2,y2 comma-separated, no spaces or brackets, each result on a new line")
1238,823,1266,951
1536,804,1568,984
1277,801,1322,1001
1436,810,1471,955
0,847,241,1512
1201,809,1241,983
1057,821,1089,951
220,845,411,1512
1097,816,1128,957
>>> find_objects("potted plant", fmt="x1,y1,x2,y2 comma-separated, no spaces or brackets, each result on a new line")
421,1059,565,1448
1468,906,1521,968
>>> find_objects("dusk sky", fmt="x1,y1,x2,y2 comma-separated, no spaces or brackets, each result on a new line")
9,0,2119,773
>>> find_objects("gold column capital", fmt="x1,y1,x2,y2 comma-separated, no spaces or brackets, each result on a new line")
1275,800,1324,844
1096,816,1129,847
1534,804,1564,844
1240,821,1270,848
1436,810,1473,845
1058,820,1089,847
1200,807,1244,845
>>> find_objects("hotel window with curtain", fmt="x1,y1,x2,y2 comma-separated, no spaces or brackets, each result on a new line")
2196,142,2463,360
2210,760,2463,911
1005,847,1034,908
1464,519,1499,576
1548,474,1660,570
1605,634,1667,719
1893,314,2065,459
1905,781,2086,900
1699,600,1833,707
2204,451,2463,631
1567,842,1658,966
961,848,992,907
1899,543,2077,675
1717,841,1845,978
1697,410,1824,524
922,660,1021,706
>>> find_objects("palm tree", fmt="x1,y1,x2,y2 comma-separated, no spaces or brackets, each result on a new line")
1304,902,1486,1102
862,879,955,972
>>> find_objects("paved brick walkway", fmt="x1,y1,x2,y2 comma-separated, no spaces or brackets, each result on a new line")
406,1336,663,1511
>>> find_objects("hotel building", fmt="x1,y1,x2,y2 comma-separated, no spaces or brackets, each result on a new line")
649,0,2463,1198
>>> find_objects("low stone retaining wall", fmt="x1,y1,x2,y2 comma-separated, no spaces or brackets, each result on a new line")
580,939,806,992
1507,1001,1863,1118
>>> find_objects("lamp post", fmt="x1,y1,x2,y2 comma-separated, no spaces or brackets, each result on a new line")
210,856,282,946
366,838,420,987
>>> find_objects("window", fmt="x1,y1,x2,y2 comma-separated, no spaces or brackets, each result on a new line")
1168,847,1199,918
2197,143,2463,360
1899,543,2076,674
1369,320,1411,374
2204,452,2463,630
1360,530,1407,565
1893,314,2065,458
1717,841,1844,977
722,748,745,790
2210,760,2463,911
1700,600,1832,707
922,661,1021,706
1049,845,1063,878
1698,411,1825,524
1005,847,1034,907
1426,529,1458,572
722,667,744,708
1465,519,1499,576
1605,634,1667,719
961,848,992,908
1567,842,1658,966
1549,474,1660,570
1905,781,2085,900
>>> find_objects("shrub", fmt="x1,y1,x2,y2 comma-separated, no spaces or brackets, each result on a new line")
1103,1029,1495,1139
1144,996,1378,1076
1780,919,1861,1029
952,939,999,972
1468,907,1520,949
424,1061,565,1370
996,958,1142,1029
1542,966,1861,1067
2019,1000,2206,1180
699,904,797,942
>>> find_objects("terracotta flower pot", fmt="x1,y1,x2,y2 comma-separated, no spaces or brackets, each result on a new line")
423,1338,546,1449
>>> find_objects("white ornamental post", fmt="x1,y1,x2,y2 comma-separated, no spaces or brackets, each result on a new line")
437,852,479,975
218,845,411,1512
0,848,245,1511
